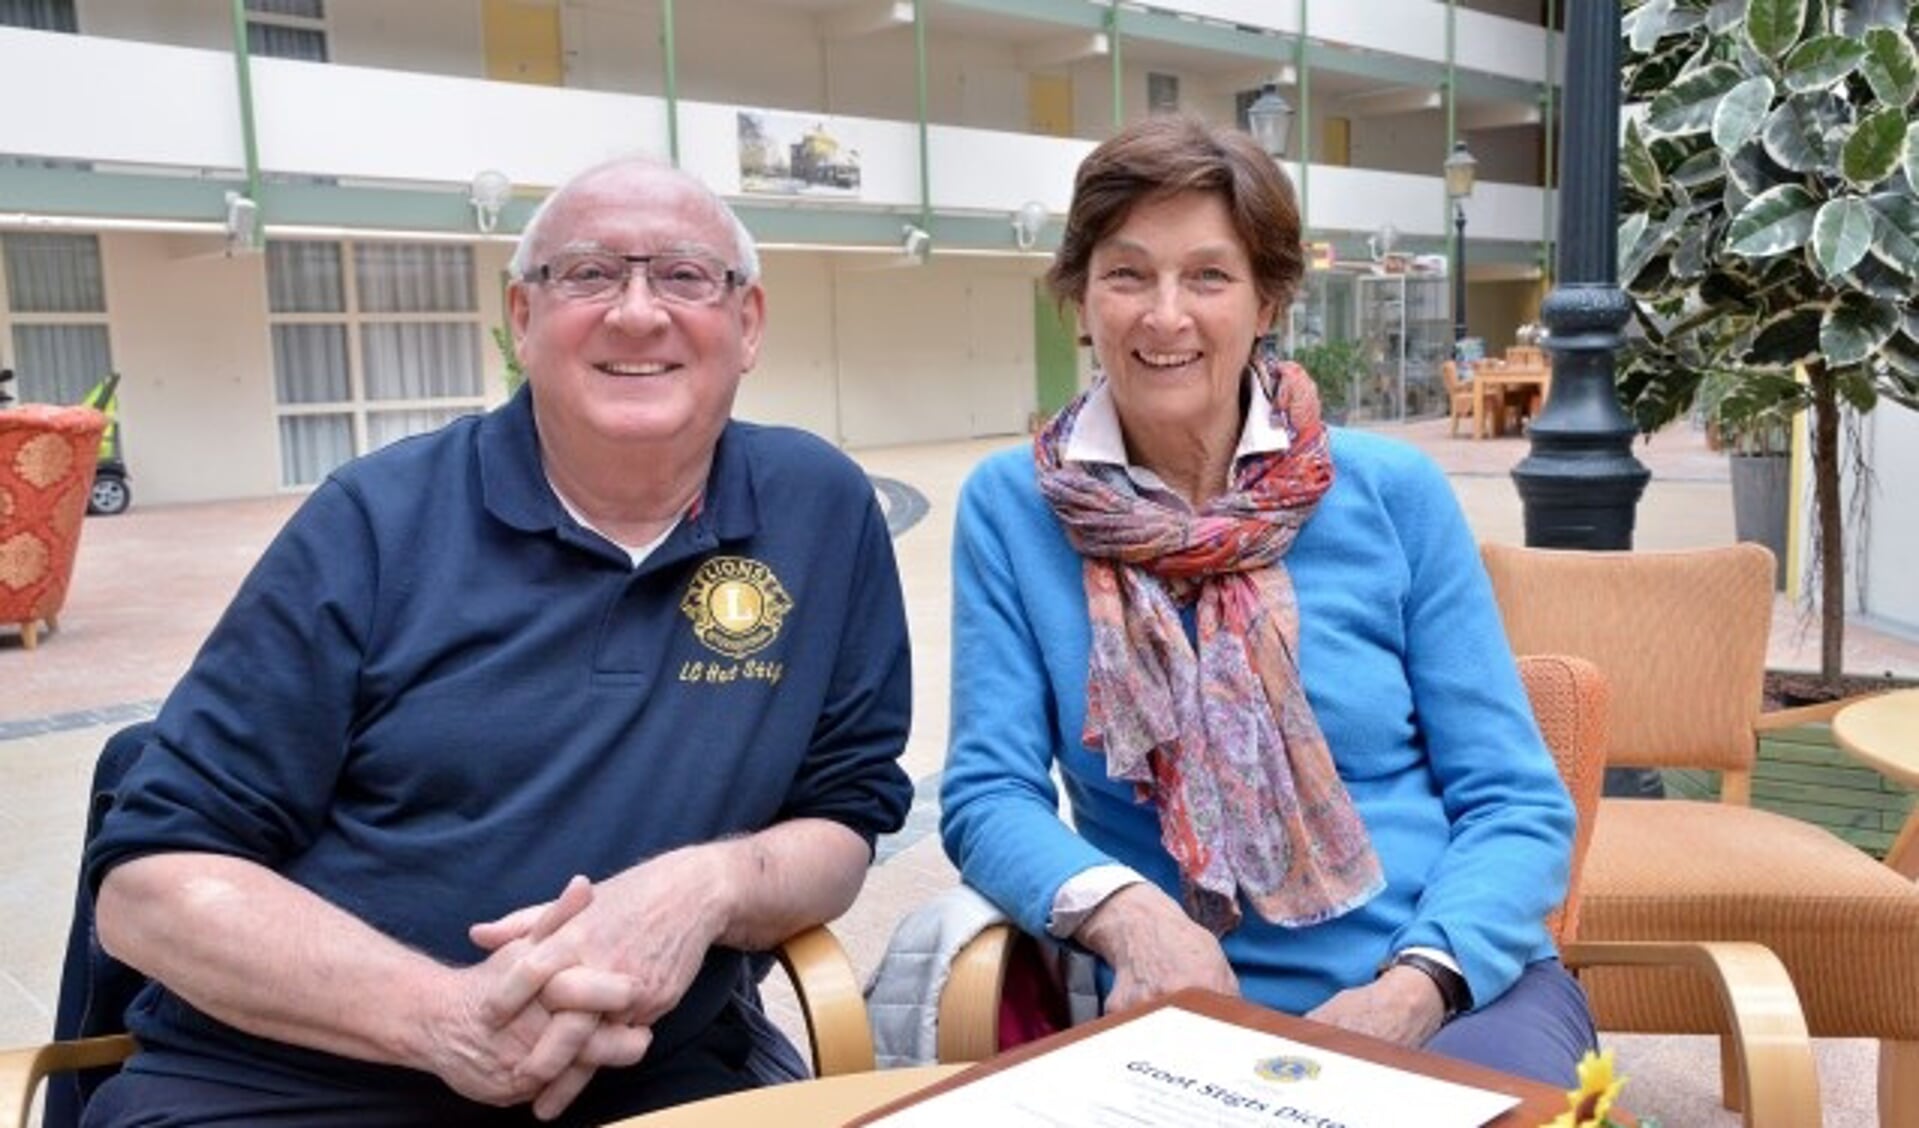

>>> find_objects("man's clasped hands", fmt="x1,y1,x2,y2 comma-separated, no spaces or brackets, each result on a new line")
438,850,726,1121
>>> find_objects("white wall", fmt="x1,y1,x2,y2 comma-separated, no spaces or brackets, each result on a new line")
833,256,1038,448
331,0,484,77
86,235,1039,506
83,0,482,76
99,233,280,503
80,0,230,49
1859,405,1919,633
737,251,841,441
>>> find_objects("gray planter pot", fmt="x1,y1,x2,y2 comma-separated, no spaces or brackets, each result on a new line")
1730,452,1789,591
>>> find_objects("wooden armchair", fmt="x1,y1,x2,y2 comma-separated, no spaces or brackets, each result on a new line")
1441,360,1508,438
0,925,874,1128
932,656,1820,1127
1482,543,1919,1127
0,720,879,1126
0,404,107,649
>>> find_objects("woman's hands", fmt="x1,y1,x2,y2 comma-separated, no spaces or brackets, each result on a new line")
1305,964,1449,1047
1074,883,1238,1014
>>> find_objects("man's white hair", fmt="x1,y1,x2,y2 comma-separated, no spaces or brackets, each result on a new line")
507,156,760,284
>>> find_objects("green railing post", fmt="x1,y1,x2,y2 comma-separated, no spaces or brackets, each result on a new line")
662,0,680,165
229,0,263,248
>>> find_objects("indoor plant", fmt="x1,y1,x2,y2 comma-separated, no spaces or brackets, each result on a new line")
1290,337,1365,424
1615,0,1919,694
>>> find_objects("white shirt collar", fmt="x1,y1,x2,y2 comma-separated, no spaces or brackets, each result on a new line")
1061,372,1291,491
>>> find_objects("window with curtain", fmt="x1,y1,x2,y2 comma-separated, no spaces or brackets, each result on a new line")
265,241,485,487
1,232,113,405
244,0,328,62
247,21,327,61
0,0,77,32
245,0,323,16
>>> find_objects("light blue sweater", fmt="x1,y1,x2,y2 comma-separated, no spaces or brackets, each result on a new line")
939,429,1573,1013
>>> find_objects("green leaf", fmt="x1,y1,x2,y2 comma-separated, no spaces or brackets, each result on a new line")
1783,34,1870,91
1728,137,1791,196
1902,121,1919,200
1837,0,1907,36
1672,148,1730,190
1708,0,1749,33
1842,252,1908,299
1713,75,1777,150
1821,291,1900,365
1882,331,1919,377
1866,196,1919,275
1672,219,1717,279
1811,196,1876,275
1623,119,1665,198
1835,365,1880,410
1842,106,1906,187
1746,0,1809,58
1618,211,1652,280
1762,92,1849,172
1726,183,1821,255
1747,305,1823,364
1860,26,1919,106
1648,62,1747,133
1631,0,1677,52
1625,209,1689,290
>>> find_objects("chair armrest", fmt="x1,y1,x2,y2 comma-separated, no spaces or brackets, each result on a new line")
774,924,875,1077
0,1034,134,1128
936,923,1014,1065
1750,693,1880,734
1562,941,1819,1128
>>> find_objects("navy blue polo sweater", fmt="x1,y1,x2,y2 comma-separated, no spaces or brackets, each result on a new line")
85,389,912,1120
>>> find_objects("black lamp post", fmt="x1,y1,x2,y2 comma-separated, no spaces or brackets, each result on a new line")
1511,0,1656,798
1246,82,1296,162
1443,140,1477,349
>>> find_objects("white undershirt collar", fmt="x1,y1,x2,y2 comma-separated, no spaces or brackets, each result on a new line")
1061,372,1291,494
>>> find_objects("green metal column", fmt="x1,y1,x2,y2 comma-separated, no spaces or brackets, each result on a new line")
662,0,680,165
1296,0,1309,230
1541,0,1557,283
913,0,932,238
1108,1,1123,129
229,0,263,247
1445,0,1457,245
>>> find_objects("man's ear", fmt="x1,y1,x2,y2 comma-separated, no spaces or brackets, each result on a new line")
507,282,531,344
736,283,768,374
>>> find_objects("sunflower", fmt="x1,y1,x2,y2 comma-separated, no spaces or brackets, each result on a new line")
1543,1049,1627,1128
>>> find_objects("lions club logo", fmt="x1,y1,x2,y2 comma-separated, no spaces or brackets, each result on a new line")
1253,1055,1321,1083
680,556,793,658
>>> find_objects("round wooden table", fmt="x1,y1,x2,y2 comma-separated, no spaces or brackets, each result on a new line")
607,1064,966,1126
1831,687,1919,876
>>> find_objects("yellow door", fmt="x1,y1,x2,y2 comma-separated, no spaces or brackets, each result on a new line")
1029,74,1073,137
1322,116,1352,166
483,0,563,86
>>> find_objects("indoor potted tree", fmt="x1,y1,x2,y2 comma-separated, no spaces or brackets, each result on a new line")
1616,0,1919,697
1290,337,1365,425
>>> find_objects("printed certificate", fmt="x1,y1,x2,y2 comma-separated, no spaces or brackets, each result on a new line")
860,995,1529,1128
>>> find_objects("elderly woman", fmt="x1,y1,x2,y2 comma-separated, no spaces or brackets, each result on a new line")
939,115,1596,1086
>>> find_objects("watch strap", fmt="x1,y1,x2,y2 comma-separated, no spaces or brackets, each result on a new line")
1382,951,1472,1019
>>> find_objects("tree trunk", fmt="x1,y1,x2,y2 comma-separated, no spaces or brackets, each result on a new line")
1811,369,1844,687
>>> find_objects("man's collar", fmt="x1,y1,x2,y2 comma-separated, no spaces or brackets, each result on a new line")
1061,371,1292,476
478,387,759,555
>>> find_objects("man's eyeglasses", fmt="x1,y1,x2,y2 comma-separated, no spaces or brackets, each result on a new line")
525,251,747,307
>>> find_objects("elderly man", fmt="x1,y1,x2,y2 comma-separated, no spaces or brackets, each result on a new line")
83,158,913,1126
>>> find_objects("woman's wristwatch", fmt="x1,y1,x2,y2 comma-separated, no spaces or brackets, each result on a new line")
1380,951,1473,1020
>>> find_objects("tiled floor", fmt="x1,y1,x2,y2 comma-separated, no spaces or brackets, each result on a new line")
2,417,1908,1125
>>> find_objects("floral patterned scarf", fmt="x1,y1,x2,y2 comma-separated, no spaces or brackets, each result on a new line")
1034,343,1384,933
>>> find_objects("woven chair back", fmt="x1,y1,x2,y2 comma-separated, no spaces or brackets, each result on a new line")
1481,543,1772,773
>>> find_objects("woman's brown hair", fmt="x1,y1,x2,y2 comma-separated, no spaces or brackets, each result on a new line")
1045,114,1303,315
